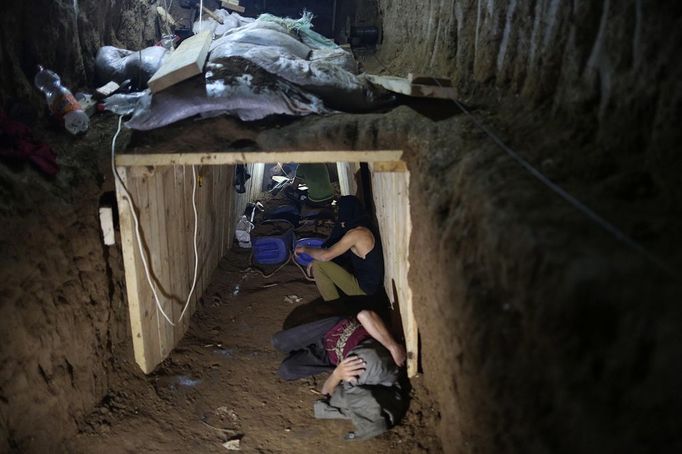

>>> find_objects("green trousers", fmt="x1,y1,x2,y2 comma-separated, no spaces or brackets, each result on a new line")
311,260,366,301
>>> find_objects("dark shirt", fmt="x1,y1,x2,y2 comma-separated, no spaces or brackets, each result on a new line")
351,241,384,295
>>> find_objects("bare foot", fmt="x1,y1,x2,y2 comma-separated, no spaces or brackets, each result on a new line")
389,344,407,367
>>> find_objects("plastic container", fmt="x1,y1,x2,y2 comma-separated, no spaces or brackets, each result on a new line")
294,237,325,266
34,65,89,135
252,231,294,265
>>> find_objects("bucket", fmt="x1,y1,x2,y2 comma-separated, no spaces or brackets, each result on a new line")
294,237,326,266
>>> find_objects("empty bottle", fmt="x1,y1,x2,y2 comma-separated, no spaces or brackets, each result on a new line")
34,65,89,135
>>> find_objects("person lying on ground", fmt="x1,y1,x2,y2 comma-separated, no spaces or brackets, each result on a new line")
272,309,406,380
272,309,408,440
294,196,384,301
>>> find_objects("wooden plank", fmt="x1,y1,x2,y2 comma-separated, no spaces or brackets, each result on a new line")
148,31,212,94
220,166,230,255
153,167,174,358
372,161,407,172
248,163,265,203
183,165,199,332
123,166,163,373
216,166,226,258
163,166,192,342
115,167,154,373
167,165,187,342
133,166,163,371
136,168,166,361
221,0,245,13
116,150,404,167
202,6,224,24
156,6,177,26
225,165,236,251
408,73,452,87
366,74,456,100
337,162,350,195
369,165,418,377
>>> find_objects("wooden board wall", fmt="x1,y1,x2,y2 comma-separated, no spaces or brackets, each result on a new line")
226,163,263,248
337,162,359,196
369,165,418,377
115,164,230,373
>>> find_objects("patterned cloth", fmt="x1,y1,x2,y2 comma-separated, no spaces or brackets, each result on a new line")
323,317,370,365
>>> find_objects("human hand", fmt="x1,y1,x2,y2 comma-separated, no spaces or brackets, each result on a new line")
334,356,366,383
294,246,305,256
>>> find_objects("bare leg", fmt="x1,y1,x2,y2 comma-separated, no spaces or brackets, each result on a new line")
356,310,407,367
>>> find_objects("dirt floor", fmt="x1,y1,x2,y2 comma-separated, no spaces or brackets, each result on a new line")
65,194,441,453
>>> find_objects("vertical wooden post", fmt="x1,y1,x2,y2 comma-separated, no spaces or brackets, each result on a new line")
370,164,418,377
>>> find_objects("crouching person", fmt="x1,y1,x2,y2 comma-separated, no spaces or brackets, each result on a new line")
272,310,407,440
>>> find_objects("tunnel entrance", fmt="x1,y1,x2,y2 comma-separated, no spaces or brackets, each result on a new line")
113,150,417,376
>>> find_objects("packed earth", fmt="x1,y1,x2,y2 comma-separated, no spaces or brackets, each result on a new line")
66,243,441,453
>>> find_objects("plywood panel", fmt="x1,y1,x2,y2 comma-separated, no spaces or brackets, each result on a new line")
370,165,418,377
170,165,189,340
116,164,230,373
337,162,360,196
248,163,265,203
225,165,236,251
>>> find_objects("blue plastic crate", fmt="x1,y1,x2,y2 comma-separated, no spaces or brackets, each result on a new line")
252,231,294,265
294,237,326,266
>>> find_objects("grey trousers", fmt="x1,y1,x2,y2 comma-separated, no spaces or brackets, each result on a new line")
272,316,343,380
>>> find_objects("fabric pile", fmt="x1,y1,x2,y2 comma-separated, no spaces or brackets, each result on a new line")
103,11,391,130
0,111,58,176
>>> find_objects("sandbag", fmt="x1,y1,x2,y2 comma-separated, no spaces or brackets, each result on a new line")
213,22,312,59
209,40,389,112
95,46,168,89
105,57,330,130
193,9,255,37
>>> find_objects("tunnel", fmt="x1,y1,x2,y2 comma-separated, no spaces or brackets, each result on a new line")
1,1,681,453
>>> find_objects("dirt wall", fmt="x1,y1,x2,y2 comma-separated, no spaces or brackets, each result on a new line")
252,96,682,453
372,1,682,452
0,0,156,112
376,0,682,207
0,117,135,452
0,0,151,443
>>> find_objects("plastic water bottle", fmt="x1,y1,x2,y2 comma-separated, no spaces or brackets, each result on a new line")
34,65,89,135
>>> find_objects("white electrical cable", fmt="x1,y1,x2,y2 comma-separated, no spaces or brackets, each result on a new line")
111,115,200,326
179,165,200,321
199,0,203,32
434,88,679,279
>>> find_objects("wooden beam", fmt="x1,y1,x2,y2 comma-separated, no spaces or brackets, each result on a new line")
202,6,224,24
156,6,177,26
148,31,212,93
372,161,407,172
115,166,156,373
221,0,245,13
368,165,418,377
116,150,404,167
366,74,456,100
408,73,452,87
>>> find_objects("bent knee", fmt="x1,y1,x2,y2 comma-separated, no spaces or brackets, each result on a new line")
311,260,330,274
356,309,375,323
